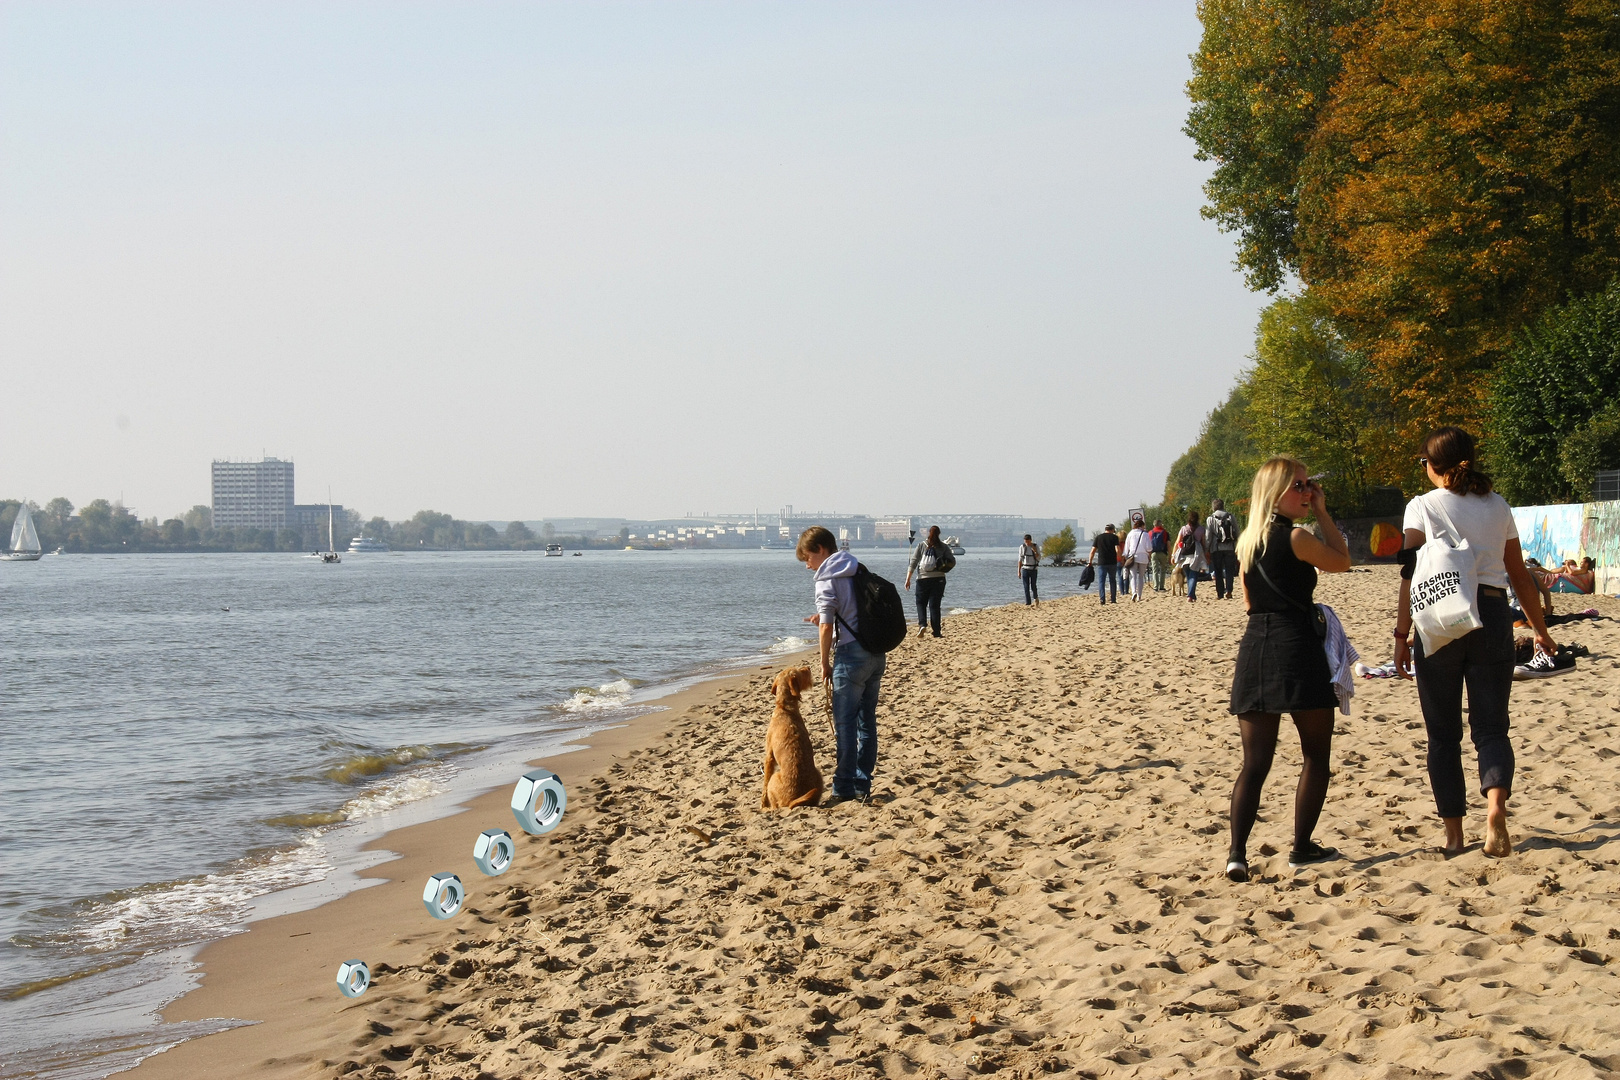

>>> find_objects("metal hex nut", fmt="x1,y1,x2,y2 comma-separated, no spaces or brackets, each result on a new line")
336,959,371,998
473,828,515,876
510,768,567,835
422,872,464,920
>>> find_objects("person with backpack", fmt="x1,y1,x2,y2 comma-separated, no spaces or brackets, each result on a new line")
1016,533,1041,607
1148,519,1172,591
905,525,954,637
1175,510,1209,602
798,525,899,806
1393,427,1556,858
1208,498,1240,600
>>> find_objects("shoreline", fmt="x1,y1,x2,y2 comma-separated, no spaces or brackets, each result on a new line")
120,660,793,1080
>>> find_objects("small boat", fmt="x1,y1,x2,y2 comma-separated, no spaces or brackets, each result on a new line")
545,543,563,556
321,494,341,563
945,535,966,556
571,551,582,557
348,536,390,553
3,505,43,561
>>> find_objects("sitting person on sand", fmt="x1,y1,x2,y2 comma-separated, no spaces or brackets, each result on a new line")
1225,456,1351,881
1394,427,1556,858
1550,557,1596,594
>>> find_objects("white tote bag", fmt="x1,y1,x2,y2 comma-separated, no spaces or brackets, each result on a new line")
1410,496,1483,655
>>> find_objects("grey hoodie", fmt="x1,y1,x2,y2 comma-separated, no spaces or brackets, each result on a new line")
814,549,861,639
908,541,950,580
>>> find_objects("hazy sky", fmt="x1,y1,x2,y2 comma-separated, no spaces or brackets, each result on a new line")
3,2,1264,527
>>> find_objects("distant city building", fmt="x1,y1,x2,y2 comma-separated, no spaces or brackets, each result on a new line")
211,458,294,530
874,518,913,542
290,503,346,550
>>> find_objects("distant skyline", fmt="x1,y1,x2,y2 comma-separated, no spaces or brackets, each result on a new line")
3,2,1266,526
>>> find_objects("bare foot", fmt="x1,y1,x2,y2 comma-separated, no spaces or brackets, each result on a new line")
1484,810,1512,857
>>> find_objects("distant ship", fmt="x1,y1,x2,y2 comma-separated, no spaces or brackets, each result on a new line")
945,535,966,555
347,536,390,553
3,504,42,561
545,543,563,556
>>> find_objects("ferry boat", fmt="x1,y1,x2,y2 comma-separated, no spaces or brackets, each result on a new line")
545,543,563,556
347,536,390,553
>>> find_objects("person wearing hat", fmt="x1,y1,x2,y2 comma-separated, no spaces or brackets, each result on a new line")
1087,524,1122,604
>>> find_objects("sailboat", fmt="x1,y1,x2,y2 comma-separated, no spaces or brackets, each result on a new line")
321,490,341,563
3,505,43,561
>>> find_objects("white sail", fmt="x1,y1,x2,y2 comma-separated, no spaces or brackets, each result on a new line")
10,505,40,553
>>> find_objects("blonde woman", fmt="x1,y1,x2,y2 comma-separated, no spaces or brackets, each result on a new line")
1225,457,1351,881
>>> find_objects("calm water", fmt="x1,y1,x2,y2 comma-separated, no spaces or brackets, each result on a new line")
0,546,1073,1077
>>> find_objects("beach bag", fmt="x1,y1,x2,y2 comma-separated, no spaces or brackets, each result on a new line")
1410,497,1482,654
920,544,956,574
836,564,908,653
1078,564,1095,589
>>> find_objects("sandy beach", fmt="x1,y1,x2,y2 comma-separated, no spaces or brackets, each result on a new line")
128,567,1620,1079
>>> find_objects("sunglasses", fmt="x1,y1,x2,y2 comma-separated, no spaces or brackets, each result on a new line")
1289,479,1311,493
1418,456,1428,467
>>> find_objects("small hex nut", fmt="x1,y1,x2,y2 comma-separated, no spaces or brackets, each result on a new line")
336,959,371,998
510,768,567,835
473,828,515,876
422,872,464,920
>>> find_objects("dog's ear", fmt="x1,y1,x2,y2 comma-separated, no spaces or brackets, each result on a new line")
794,667,814,695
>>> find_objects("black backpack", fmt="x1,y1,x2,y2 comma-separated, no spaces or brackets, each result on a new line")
836,564,909,653
1213,512,1237,546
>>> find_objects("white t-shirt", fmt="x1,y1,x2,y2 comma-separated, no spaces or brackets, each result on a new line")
1121,527,1150,564
1403,489,1518,590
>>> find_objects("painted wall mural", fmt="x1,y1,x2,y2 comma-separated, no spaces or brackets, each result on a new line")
1511,500,1620,595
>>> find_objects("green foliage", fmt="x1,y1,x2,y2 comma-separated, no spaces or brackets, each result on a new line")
1040,526,1076,563
1185,0,1372,292
1162,381,1262,515
1488,280,1620,504
1559,404,1620,499
505,520,535,542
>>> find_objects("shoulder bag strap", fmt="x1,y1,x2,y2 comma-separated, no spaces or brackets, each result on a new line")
1250,547,1314,618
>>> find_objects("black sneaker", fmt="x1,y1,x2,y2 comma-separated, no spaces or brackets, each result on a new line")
1225,857,1249,883
1288,840,1339,868
1514,649,1571,680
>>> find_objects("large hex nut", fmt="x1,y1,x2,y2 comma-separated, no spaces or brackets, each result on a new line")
422,872,464,920
473,828,515,876
510,768,567,835
336,959,371,998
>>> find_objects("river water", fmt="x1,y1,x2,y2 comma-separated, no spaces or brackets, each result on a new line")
0,546,1075,1077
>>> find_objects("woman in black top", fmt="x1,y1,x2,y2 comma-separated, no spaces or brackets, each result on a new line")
1225,457,1351,881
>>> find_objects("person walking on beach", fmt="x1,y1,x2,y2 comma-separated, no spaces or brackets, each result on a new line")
1226,457,1351,881
1149,519,1171,592
1175,510,1209,602
905,525,953,638
798,526,885,806
1207,498,1240,600
1087,524,1121,605
1393,427,1556,857
1017,533,1041,606
1120,514,1151,602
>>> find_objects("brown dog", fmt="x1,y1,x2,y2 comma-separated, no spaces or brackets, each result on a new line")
761,666,823,810
1170,565,1187,597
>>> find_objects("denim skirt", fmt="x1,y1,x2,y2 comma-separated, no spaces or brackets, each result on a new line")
1229,612,1336,715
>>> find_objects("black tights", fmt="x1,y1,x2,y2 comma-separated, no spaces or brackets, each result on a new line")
1229,710,1334,860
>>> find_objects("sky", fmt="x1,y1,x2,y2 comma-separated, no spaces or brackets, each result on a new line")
2,1,1266,528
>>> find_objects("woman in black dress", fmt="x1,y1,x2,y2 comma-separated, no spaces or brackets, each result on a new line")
1226,457,1351,881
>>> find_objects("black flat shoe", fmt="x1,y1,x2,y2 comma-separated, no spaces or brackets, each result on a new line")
1288,841,1339,868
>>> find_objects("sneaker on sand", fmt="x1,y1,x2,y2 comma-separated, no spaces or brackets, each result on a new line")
1288,840,1339,868
1514,650,1572,680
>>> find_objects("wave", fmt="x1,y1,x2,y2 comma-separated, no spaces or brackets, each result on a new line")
322,742,465,785
766,636,811,654
557,678,637,713
949,607,972,615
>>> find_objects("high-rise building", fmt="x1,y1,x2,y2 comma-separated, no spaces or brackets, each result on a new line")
211,458,295,530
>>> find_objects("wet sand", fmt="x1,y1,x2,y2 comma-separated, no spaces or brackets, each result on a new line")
128,568,1620,1079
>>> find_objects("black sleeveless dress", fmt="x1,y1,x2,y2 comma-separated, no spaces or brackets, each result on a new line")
1229,514,1336,715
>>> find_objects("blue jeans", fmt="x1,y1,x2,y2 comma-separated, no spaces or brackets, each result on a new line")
831,639,885,798
1186,565,1200,599
1096,564,1119,603
1021,568,1039,604
915,577,945,635
1211,550,1239,599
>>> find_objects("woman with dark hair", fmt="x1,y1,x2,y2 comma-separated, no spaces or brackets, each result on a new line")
1395,427,1555,857
1225,456,1351,881
1175,509,1208,602
905,525,951,638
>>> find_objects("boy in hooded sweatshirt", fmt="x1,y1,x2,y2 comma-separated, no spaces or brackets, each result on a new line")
797,526,884,805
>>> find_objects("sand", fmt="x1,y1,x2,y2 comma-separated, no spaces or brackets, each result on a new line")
127,567,1620,1080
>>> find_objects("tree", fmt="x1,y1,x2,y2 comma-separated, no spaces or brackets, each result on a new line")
1162,382,1262,514
1185,0,1373,292
1245,291,1394,511
1559,403,1620,499
1040,526,1077,563
44,497,74,532
505,520,534,543
183,505,211,530
1488,280,1620,504
1297,0,1620,441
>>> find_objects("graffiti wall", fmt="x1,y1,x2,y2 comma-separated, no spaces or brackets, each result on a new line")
1511,501,1620,595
